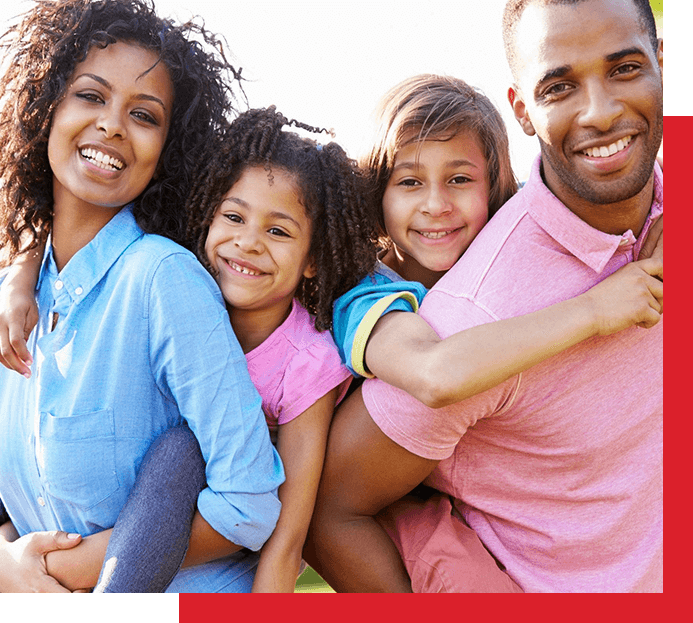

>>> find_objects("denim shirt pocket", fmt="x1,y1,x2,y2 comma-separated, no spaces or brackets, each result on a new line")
38,408,121,510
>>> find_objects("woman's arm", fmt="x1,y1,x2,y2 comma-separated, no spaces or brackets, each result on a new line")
307,387,438,592
365,257,663,408
44,511,244,592
0,522,83,593
252,388,337,593
0,243,43,377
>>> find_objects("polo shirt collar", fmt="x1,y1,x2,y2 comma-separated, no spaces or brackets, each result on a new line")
524,155,663,274
39,204,143,303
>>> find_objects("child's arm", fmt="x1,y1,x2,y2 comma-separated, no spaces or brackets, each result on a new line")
0,243,43,377
365,257,663,408
251,388,337,593
45,511,245,591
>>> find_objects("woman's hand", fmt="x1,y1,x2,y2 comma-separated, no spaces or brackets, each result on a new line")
0,530,82,593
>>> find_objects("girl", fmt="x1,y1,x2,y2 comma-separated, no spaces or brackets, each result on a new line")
1,106,377,592
0,0,284,593
307,74,664,592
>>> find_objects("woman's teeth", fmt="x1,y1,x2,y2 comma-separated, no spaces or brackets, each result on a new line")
228,260,261,276
583,135,632,158
80,148,124,171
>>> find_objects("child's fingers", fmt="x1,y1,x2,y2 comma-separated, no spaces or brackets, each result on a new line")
637,215,662,262
0,322,31,378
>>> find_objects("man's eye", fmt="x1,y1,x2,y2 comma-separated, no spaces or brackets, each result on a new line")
544,82,572,96
613,63,640,76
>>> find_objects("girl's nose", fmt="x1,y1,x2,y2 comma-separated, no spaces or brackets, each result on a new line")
422,185,453,217
234,229,264,254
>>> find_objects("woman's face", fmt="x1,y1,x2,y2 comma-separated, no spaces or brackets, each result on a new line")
48,41,174,214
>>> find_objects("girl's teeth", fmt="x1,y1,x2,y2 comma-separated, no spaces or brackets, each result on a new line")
583,136,631,158
80,148,124,171
230,261,260,276
420,230,455,239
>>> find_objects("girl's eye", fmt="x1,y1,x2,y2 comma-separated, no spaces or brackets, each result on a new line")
223,213,243,224
397,178,420,187
268,227,290,238
450,175,471,185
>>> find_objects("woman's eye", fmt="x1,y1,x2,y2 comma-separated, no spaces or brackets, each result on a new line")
76,92,103,104
132,110,158,125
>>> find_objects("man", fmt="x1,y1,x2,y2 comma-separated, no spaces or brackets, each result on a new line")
309,0,663,592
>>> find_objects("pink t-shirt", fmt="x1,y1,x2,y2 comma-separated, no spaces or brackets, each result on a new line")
363,157,663,592
246,299,351,441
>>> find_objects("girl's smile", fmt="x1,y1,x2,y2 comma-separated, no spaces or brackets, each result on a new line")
381,131,490,288
48,42,173,218
205,166,316,325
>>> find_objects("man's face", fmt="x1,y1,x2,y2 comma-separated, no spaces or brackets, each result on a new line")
508,0,663,211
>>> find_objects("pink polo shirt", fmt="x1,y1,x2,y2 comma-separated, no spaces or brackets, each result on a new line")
363,157,663,592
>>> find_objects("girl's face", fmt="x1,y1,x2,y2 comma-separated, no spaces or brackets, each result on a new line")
205,166,316,318
382,131,490,286
48,42,173,214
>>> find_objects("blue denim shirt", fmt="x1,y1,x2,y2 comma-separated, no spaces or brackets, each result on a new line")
0,206,284,592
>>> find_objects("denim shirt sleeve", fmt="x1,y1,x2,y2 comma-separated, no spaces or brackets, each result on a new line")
146,253,284,551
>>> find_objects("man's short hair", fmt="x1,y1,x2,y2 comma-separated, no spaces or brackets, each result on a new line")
502,0,659,80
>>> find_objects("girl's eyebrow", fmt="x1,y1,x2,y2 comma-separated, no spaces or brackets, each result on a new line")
393,158,479,172
74,73,168,111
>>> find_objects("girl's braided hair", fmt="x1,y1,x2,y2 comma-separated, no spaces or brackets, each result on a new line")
186,106,378,332
0,0,243,265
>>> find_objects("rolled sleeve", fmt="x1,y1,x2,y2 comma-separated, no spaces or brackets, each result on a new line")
332,274,427,377
147,254,284,550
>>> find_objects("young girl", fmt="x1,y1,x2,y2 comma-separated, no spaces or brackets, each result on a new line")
0,0,284,593
307,74,664,592
0,104,377,593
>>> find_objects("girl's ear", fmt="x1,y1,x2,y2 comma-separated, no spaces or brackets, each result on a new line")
303,258,317,280
508,86,536,137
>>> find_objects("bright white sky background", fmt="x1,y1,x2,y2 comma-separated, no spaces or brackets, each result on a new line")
0,1,674,182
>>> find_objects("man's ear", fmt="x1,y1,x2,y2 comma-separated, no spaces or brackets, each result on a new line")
656,38,663,76
508,86,536,137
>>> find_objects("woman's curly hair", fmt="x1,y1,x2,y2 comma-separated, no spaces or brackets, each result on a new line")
0,0,244,264
186,106,378,332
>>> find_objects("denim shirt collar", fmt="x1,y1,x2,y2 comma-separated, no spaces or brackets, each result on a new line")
38,204,143,305
524,155,663,274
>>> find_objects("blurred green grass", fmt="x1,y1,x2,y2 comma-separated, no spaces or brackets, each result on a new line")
294,566,334,593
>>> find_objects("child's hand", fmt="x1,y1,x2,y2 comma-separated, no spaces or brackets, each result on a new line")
638,215,663,264
583,258,663,336
0,283,38,378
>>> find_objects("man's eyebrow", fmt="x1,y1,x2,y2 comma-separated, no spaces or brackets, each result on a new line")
74,73,168,111
535,65,571,93
605,46,647,63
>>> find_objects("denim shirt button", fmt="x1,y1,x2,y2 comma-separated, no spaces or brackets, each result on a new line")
55,280,64,290
37,496,45,506
75,287,83,296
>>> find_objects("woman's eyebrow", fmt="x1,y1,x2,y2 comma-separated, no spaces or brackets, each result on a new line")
73,73,168,111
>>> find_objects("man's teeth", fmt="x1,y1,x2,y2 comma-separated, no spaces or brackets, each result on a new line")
419,229,456,239
583,136,632,158
229,260,261,276
80,148,124,171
